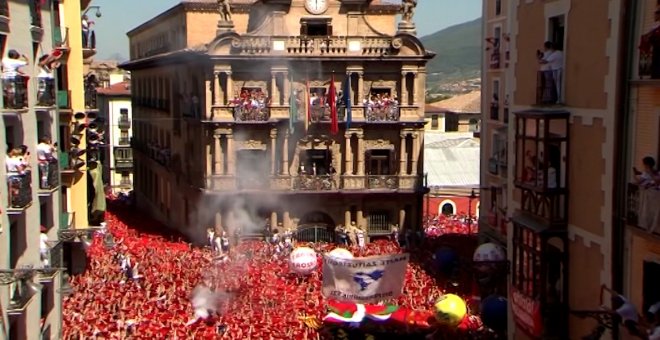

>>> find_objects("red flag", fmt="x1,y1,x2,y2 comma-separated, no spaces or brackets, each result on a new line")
329,74,338,135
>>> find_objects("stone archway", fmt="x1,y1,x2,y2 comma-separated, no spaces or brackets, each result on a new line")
298,211,335,228
296,210,336,243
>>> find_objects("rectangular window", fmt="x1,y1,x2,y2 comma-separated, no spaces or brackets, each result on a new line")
445,115,459,132
512,224,541,298
366,149,395,175
431,115,439,129
302,149,332,175
495,0,502,15
301,18,332,36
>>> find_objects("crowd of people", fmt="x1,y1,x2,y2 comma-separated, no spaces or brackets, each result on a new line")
363,93,400,121
61,201,491,339
423,214,479,237
231,89,270,121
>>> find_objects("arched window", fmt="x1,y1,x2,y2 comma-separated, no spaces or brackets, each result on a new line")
439,199,456,216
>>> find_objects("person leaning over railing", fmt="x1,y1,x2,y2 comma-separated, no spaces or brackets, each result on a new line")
37,136,57,188
1,49,29,108
5,148,28,205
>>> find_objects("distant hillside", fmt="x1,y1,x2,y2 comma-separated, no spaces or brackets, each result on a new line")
421,18,482,88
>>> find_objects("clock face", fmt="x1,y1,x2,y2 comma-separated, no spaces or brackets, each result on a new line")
304,0,329,15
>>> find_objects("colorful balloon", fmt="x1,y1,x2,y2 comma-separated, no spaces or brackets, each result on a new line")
327,248,354,259
289,247,318,275
473,243,506,262
480,295,507,332
434,294,467,327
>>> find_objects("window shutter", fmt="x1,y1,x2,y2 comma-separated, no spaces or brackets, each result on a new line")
389,149,396,175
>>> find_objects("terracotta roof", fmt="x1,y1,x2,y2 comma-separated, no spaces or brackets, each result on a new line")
426,91,482,114
97,81,131,96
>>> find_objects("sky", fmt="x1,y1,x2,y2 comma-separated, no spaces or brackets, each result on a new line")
91,0,481,61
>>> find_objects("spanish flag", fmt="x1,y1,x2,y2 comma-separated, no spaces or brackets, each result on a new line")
329,74,338,135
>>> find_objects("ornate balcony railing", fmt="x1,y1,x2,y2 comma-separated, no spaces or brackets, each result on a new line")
366,175,399,190
231,36,395,56
114,157,133,169
207,174,425,192
38,160,59,190
7,173,32,208
37,78,55,106
365,104,400,122
118,137,130,146
3,76,28,109
294,175,336,191
234,105,270,122
44,241,63,269
627,183,660,235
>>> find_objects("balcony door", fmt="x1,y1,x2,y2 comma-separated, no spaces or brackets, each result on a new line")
302,149,331,175
237,149,269,189
643,261,660,316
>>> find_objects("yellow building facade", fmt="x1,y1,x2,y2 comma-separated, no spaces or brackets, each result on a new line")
122,0,432,242
478,0,660,338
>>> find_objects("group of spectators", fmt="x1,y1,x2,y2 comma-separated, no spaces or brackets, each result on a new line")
231,89,270,121
423,214,479,238
61,202,489,339
363,93,400,121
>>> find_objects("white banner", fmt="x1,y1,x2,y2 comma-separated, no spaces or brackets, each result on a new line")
322,253,409,303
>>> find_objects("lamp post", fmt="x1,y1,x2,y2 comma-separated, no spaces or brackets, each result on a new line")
82,6,102,18
467,188,477,230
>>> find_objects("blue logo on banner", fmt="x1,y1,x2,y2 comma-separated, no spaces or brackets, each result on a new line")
353,270,385,291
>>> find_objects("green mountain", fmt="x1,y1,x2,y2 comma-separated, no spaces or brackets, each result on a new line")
420,18,482,85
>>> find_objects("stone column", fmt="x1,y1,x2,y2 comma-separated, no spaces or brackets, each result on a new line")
399,132,407,175
213,71,222,106
356,133,365,175
345,210,351,228
412,72,419,106
357,210,365,230
283,211,290,229
205,134,212,176
214,134,223,175
271,71,279,105
215,212,223,232
225,71,233,104
400,71,408,106
270,212,277,231
226,133,235,175
270,128,277,175
283,71,290,104
399,209,406,230
344,132,353,175
282,130,289,174
357,72,364,104
410,132,418,175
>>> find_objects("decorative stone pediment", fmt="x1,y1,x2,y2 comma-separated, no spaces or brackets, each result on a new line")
365,139,394,150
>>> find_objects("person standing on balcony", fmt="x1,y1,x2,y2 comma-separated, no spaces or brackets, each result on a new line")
37,55,55,105
37,137,55,188
2,50,29,108
40,225,49,267
81,15,94,48
634,156,659,189
539,41,564,104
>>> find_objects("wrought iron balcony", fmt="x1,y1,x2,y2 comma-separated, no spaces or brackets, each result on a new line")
535,70,562,105
114,157,133,169
230,36,395,56
627,182,660,235
43,241,63,270
206,174,425,192
118,137,130,146
38,160,59,190
3,76,28,110
117,117,131,129
84,84,97,109
7,173,32,209
365,104,400,122
36,78,55,106
233,105,270,122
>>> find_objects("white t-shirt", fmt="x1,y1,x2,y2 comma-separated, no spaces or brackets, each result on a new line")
40,233,49,251
5,156,23,174
545,50,564,71
649,325,660,340
615,296,639,323
38,67,53,79
2,58,27,78
540,51,552,71
36,143,53,161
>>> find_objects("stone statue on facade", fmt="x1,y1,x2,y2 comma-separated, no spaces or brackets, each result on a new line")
217,0,232,22
401,0,417,23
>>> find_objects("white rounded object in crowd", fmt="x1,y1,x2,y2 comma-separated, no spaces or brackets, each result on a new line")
327,248,354,259
473,242,506,262
289,246,318,275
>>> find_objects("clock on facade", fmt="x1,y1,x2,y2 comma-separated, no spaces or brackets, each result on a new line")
304,0,329,15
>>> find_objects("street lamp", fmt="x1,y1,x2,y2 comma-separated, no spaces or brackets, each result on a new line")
82,6,102,18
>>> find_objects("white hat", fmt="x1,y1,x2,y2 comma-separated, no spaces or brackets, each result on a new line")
649,301,660,314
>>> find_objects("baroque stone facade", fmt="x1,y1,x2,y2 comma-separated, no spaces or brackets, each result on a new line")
123,0,434,241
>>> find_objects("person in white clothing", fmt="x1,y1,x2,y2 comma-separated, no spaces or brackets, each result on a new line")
37,137,55,188
605,290,642,337
356,229,365,249
648,302,660,340
40,226,50,267
2,50,29,108
540,41,564,104
1,50,28,79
